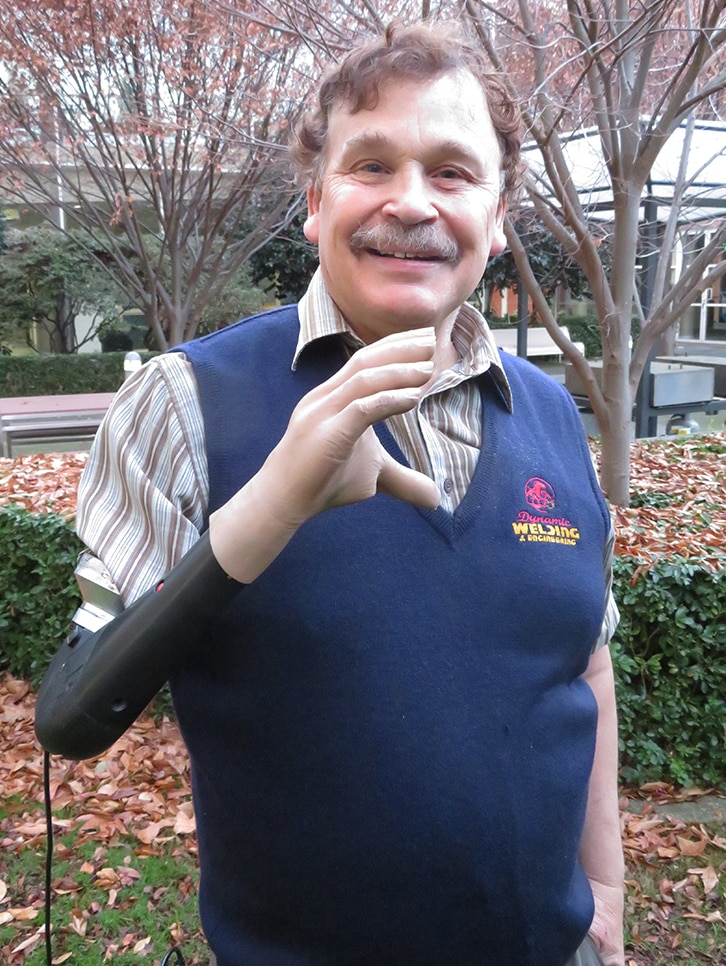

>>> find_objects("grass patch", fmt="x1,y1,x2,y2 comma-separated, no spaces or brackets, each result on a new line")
1,826,208,965
625,846,726,963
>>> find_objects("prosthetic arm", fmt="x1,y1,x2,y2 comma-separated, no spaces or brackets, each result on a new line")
36,329,440,761
35,533,241,761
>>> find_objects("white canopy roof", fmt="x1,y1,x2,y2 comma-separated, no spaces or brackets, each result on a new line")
522,119,726,223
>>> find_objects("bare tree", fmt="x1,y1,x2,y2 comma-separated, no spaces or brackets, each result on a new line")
0,0,311,349
463,0,726,504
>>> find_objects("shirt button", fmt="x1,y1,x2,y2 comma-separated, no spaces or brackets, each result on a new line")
443,478,454,494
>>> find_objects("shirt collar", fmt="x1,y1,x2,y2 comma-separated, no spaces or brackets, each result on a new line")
293,267,512,411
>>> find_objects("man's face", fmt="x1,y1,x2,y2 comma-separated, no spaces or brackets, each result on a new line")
304,70,507,343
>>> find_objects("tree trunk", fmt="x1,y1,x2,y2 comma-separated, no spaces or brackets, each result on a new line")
598,358,633,506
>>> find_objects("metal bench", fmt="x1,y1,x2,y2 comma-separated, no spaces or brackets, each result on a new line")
0,411,109,457
0,393,115,458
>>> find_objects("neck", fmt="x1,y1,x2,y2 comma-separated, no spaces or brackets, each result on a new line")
429,311,459,382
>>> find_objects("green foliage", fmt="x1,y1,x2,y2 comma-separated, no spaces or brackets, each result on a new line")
0,350,156,396
99,326,135,352
556,314,641,360
628,490,680,510
0,505,82,686
249,213,319,303
0,226,126,353
557,315,603,358
196,266,264,333
482,218,611,303
611,553,726,790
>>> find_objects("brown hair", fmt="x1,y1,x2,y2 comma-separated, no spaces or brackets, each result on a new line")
290,21,525,205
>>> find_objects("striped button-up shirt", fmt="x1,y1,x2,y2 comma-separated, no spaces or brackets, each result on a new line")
77,269,617,646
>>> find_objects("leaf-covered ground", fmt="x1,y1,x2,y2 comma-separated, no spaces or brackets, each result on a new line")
1,676,205,965
0,452,87,521
605,434,726,566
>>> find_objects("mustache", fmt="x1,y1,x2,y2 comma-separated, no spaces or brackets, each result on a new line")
350,223,460,262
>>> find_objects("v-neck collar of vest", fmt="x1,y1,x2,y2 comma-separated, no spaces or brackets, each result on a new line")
374,373,509,545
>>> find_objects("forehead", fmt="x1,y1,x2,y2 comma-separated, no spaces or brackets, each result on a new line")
324,71,501,167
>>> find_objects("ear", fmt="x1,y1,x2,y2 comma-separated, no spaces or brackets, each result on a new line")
303,185,321,245
488,199,507,257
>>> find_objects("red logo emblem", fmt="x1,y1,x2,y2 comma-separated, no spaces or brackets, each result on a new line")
524,477,556,514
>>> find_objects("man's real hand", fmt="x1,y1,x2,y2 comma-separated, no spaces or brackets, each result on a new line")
209,328,441,583
589,879,625,966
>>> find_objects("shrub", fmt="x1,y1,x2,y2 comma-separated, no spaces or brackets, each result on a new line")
0,351,156,396
99,328,134,352
0,505,82,686
611,553,726,789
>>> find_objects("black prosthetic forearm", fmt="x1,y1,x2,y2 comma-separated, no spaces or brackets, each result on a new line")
35,532,241,760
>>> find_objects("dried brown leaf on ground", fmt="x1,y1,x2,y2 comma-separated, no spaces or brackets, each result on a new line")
593,433,726,564
0,452,87,519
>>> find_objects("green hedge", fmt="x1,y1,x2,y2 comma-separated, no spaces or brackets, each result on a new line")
0,351,157,397
611,553,726,790
0,505,83,685
1,504,725,790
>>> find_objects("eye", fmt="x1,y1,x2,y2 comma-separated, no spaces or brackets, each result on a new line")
433,166,468,182
354,160,387,176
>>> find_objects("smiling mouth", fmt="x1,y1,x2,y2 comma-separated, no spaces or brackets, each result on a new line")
369,248,444,261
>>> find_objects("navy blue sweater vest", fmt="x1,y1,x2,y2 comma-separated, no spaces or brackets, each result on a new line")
173,305,611,966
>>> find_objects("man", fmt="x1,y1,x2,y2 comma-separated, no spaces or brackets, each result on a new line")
37,21,624,966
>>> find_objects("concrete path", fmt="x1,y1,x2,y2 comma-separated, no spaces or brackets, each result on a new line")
626,794,726,827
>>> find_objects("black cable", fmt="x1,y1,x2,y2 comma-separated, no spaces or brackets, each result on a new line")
161,948,186,965
43,750,53,966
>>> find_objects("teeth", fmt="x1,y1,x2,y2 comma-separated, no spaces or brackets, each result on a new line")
378,250,426,259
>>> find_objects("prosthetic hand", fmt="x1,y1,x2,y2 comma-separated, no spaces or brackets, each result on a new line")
35,533,238,760
209,328,441,582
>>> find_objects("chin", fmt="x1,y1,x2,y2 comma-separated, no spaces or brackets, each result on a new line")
381,299,455,330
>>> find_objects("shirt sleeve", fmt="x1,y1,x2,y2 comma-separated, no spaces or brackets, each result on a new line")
594,520,620,651
75,352,209,605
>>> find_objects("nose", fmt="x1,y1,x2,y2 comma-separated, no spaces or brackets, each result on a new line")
381,165,437,224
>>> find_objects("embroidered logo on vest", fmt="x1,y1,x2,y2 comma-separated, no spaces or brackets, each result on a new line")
524,477,555,512
511,478,581,546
